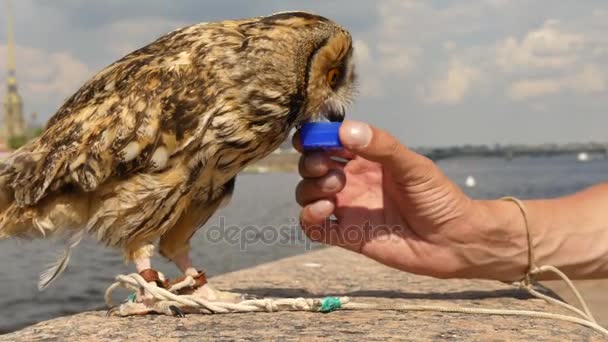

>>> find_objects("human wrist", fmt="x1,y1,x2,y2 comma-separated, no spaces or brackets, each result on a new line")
457,199,530,281
465,198,596,281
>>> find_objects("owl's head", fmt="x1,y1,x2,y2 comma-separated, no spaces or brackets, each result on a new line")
287,12,357,125
242,12,357,128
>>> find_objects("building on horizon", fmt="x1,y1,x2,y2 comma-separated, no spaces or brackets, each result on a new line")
1,0,27,152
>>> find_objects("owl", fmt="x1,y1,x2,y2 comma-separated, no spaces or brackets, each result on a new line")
0,11,356,301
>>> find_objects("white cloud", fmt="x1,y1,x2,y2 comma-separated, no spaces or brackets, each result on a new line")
508,78,563,100
376,43,418,75
419,60,482,104
496,20,584,71
509,64,606,100
571,64,606,93
358,0,510,103
350,37,419,98
353,40,382,98
94,17,190,57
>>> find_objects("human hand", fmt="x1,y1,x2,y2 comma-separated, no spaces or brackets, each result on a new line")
294,120,528,280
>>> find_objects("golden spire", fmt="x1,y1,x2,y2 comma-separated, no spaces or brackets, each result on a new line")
6,0,16,75
3,0,26,142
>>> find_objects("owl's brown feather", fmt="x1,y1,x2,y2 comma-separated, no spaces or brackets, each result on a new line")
0,11,356,287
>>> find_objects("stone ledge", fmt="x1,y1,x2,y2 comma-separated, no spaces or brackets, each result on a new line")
1,248,604,341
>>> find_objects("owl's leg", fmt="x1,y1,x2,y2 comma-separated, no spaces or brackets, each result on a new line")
159,229,243,303
158,177,243,302
164,248,244,302
129,244,166,306
159,229,217,297
171,249,199,277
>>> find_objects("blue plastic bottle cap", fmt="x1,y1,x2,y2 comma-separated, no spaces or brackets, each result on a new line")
300,122,343,150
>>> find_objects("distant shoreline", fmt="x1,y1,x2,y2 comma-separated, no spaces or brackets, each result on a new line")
244,151,299,173
417,144,608,162
245,145,608,173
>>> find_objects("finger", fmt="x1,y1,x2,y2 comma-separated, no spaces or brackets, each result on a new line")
299,199,339,244
300,217,342,246
298,152,345,178
295,169,346,206
299,201,359,251
300,199,335,227
339,120,436,180
292,131,303,152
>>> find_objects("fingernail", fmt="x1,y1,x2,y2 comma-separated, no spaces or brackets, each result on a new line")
309,199,333,217
341,121,372,148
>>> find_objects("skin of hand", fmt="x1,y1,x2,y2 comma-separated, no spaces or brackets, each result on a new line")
294,120,530,281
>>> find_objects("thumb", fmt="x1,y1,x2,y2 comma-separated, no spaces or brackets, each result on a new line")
339,120,433,177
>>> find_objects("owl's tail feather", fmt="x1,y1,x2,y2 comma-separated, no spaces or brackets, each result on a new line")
0,209,14,240
0,181,13,240
0,204,45,240
38,230,84,291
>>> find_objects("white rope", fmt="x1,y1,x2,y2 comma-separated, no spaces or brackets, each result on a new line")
104,272,608,338
167,275,196,293
105,273,338,312
341,303,608,336
500,197,598,323
529,265,596,322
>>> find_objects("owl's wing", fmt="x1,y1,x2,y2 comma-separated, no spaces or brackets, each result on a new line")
2,53,212,207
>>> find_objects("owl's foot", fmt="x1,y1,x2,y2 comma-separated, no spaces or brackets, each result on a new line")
165,251,254,301
137,268,169,307
167,270,207,295
191,283,249,303
106,275,255,317
167,270,248,303
105,269,168,317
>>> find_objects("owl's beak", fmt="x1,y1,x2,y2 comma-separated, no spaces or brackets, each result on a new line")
325,107,345,122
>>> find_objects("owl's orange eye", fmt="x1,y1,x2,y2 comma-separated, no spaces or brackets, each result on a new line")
327,68,341,87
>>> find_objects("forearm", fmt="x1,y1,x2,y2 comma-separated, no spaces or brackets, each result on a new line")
526,183,608,279
477,183,608,280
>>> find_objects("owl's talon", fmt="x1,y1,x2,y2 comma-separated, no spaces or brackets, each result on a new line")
240,293,260,300
169,305,186,317
105,305,119,317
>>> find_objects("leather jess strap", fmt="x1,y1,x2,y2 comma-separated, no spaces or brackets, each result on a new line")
139,269,169,288
138,268,207,294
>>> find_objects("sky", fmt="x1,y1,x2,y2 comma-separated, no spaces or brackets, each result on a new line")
1,0,608,147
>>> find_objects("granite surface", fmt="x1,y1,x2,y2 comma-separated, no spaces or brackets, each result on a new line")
2,247,605,341
544,279,608,329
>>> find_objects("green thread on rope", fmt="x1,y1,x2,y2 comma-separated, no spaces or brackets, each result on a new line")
127,293,136,303
320,296,342,313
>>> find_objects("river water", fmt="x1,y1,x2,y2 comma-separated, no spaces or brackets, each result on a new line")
1,154,607,332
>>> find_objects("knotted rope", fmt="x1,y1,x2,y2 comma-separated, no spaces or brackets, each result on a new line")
104,273,608,337
501,196,597,323
105,272,345,314
104,197,608,338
